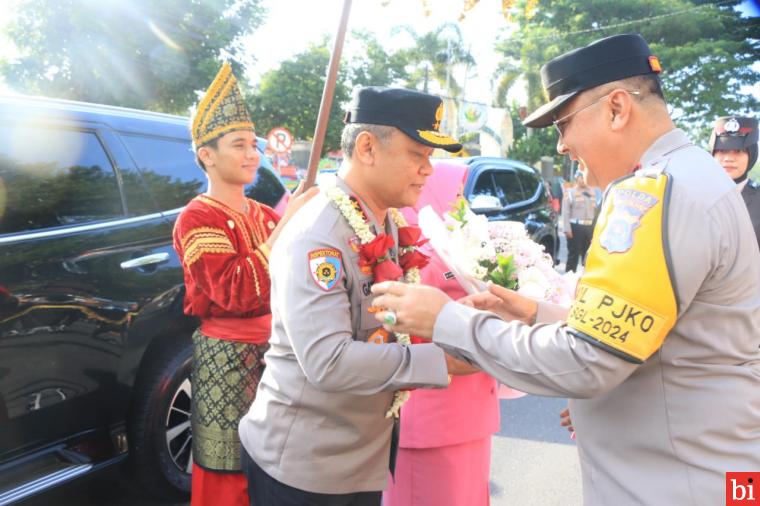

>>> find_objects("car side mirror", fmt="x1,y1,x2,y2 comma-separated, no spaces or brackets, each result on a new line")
468,195,502,211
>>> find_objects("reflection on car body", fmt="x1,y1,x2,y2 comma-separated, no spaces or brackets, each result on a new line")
0,94,289,504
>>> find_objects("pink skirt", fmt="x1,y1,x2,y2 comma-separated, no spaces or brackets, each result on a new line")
383,437,491,506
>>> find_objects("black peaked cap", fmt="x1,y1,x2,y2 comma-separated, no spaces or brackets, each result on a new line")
344,86,462,153
523,34,662,128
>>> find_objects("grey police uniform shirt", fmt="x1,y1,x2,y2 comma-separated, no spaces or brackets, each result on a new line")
239,177,449,494
432,129,760,506
562,186,598,230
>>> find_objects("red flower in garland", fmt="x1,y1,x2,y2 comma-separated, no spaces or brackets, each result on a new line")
359,234,395,270
374,259,404,283
359,234,403,282
399,249,430,271
397,226,428,248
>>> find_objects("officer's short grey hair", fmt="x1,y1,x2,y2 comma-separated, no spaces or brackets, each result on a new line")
341,124,396,158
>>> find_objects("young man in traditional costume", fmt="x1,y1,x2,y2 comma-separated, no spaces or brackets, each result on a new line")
238,87,475,506
173,62,316,506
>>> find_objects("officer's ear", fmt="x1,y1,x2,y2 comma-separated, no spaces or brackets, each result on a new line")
608,89,634,132
353,130,377,165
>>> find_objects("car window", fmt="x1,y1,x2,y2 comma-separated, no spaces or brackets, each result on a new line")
469,172,497,202
517,170,540,199
120,134,205,213
492,170,524,206
0,125,123,235
246,167,286,208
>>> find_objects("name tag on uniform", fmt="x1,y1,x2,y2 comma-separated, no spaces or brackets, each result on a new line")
568,284,667,360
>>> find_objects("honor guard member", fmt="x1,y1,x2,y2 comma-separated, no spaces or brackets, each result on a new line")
709,115,760,248
371,34,760,506
562,169,599,271
239,87,470,506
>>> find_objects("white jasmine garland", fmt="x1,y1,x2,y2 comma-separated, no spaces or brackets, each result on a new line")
328,188,418,418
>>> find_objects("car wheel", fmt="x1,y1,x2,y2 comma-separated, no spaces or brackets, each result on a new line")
127,335,192,501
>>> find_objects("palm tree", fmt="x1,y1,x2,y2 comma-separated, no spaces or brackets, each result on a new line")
393,23,475,98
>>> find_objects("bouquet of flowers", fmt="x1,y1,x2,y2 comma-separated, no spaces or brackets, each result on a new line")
418,198,577,305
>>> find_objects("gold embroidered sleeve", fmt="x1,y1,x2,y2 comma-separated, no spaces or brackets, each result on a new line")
180,227,236,267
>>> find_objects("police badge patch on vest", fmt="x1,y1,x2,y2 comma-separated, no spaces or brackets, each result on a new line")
308,248,343,291
599,188,658,253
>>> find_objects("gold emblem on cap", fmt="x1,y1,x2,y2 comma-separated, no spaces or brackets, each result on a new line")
418,130,459,145
433,102,444,131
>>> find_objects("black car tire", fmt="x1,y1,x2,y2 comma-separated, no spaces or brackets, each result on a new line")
127,335,193,501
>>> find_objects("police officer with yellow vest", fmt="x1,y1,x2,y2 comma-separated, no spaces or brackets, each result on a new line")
370,34,760,505
709,115,760,248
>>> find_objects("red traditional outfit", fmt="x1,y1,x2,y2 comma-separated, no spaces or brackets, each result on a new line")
173,193,279,506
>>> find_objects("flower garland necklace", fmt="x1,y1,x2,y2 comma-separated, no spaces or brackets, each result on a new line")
327,186,425,418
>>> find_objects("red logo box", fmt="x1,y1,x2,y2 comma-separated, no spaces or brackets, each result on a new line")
727,472,760,505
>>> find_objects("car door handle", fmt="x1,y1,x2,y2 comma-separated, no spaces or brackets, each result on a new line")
120,253,170,270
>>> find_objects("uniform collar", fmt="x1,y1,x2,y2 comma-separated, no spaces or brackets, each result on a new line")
334,177,397,240
737,178,750,193
638,128,693,169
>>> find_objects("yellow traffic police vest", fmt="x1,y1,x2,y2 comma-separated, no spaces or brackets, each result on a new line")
566,170,678,363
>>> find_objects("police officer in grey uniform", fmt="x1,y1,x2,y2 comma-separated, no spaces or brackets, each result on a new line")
562,169,598,271
238,87,468,506
372,34,760,506
709,115,760,248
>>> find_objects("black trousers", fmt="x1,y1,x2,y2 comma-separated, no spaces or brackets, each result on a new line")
241,446,382,506
566,223,594,272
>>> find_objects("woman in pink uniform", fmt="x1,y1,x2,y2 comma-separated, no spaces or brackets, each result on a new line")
384,161,504,506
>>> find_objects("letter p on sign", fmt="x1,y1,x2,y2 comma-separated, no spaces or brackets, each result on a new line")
727,473,759,505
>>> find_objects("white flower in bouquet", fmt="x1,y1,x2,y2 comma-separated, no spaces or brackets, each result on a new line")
419,198,579,300
517,265,554,300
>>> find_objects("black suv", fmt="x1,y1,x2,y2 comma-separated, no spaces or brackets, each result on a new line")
447,157,559,259
0,95,287,503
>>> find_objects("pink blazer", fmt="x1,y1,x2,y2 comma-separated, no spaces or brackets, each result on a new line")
398,249,500,449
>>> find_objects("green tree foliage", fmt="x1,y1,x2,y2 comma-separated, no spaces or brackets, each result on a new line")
494,0,759,133
394,23,474,96
1,0,266,114
248,41,351,154
504,101,558,166
347,31,409,89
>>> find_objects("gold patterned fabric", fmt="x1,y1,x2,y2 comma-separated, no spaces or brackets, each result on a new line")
191,62,255,148
191,329,267,472
180,226,236,268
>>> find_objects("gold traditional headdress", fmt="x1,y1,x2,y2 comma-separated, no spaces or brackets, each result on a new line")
191,62,254,148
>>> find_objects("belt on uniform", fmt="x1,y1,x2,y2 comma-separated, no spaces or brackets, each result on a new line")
571,219,593,226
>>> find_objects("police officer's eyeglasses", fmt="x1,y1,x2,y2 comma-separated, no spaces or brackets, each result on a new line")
553,90,640,138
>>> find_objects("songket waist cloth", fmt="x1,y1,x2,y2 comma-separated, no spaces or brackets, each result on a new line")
191,315,270,472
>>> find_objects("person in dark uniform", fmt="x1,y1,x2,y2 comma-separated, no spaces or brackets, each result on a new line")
709,115,759,247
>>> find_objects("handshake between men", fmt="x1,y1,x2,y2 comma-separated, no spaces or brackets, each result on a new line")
372,281,538,339
372,281,540,377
